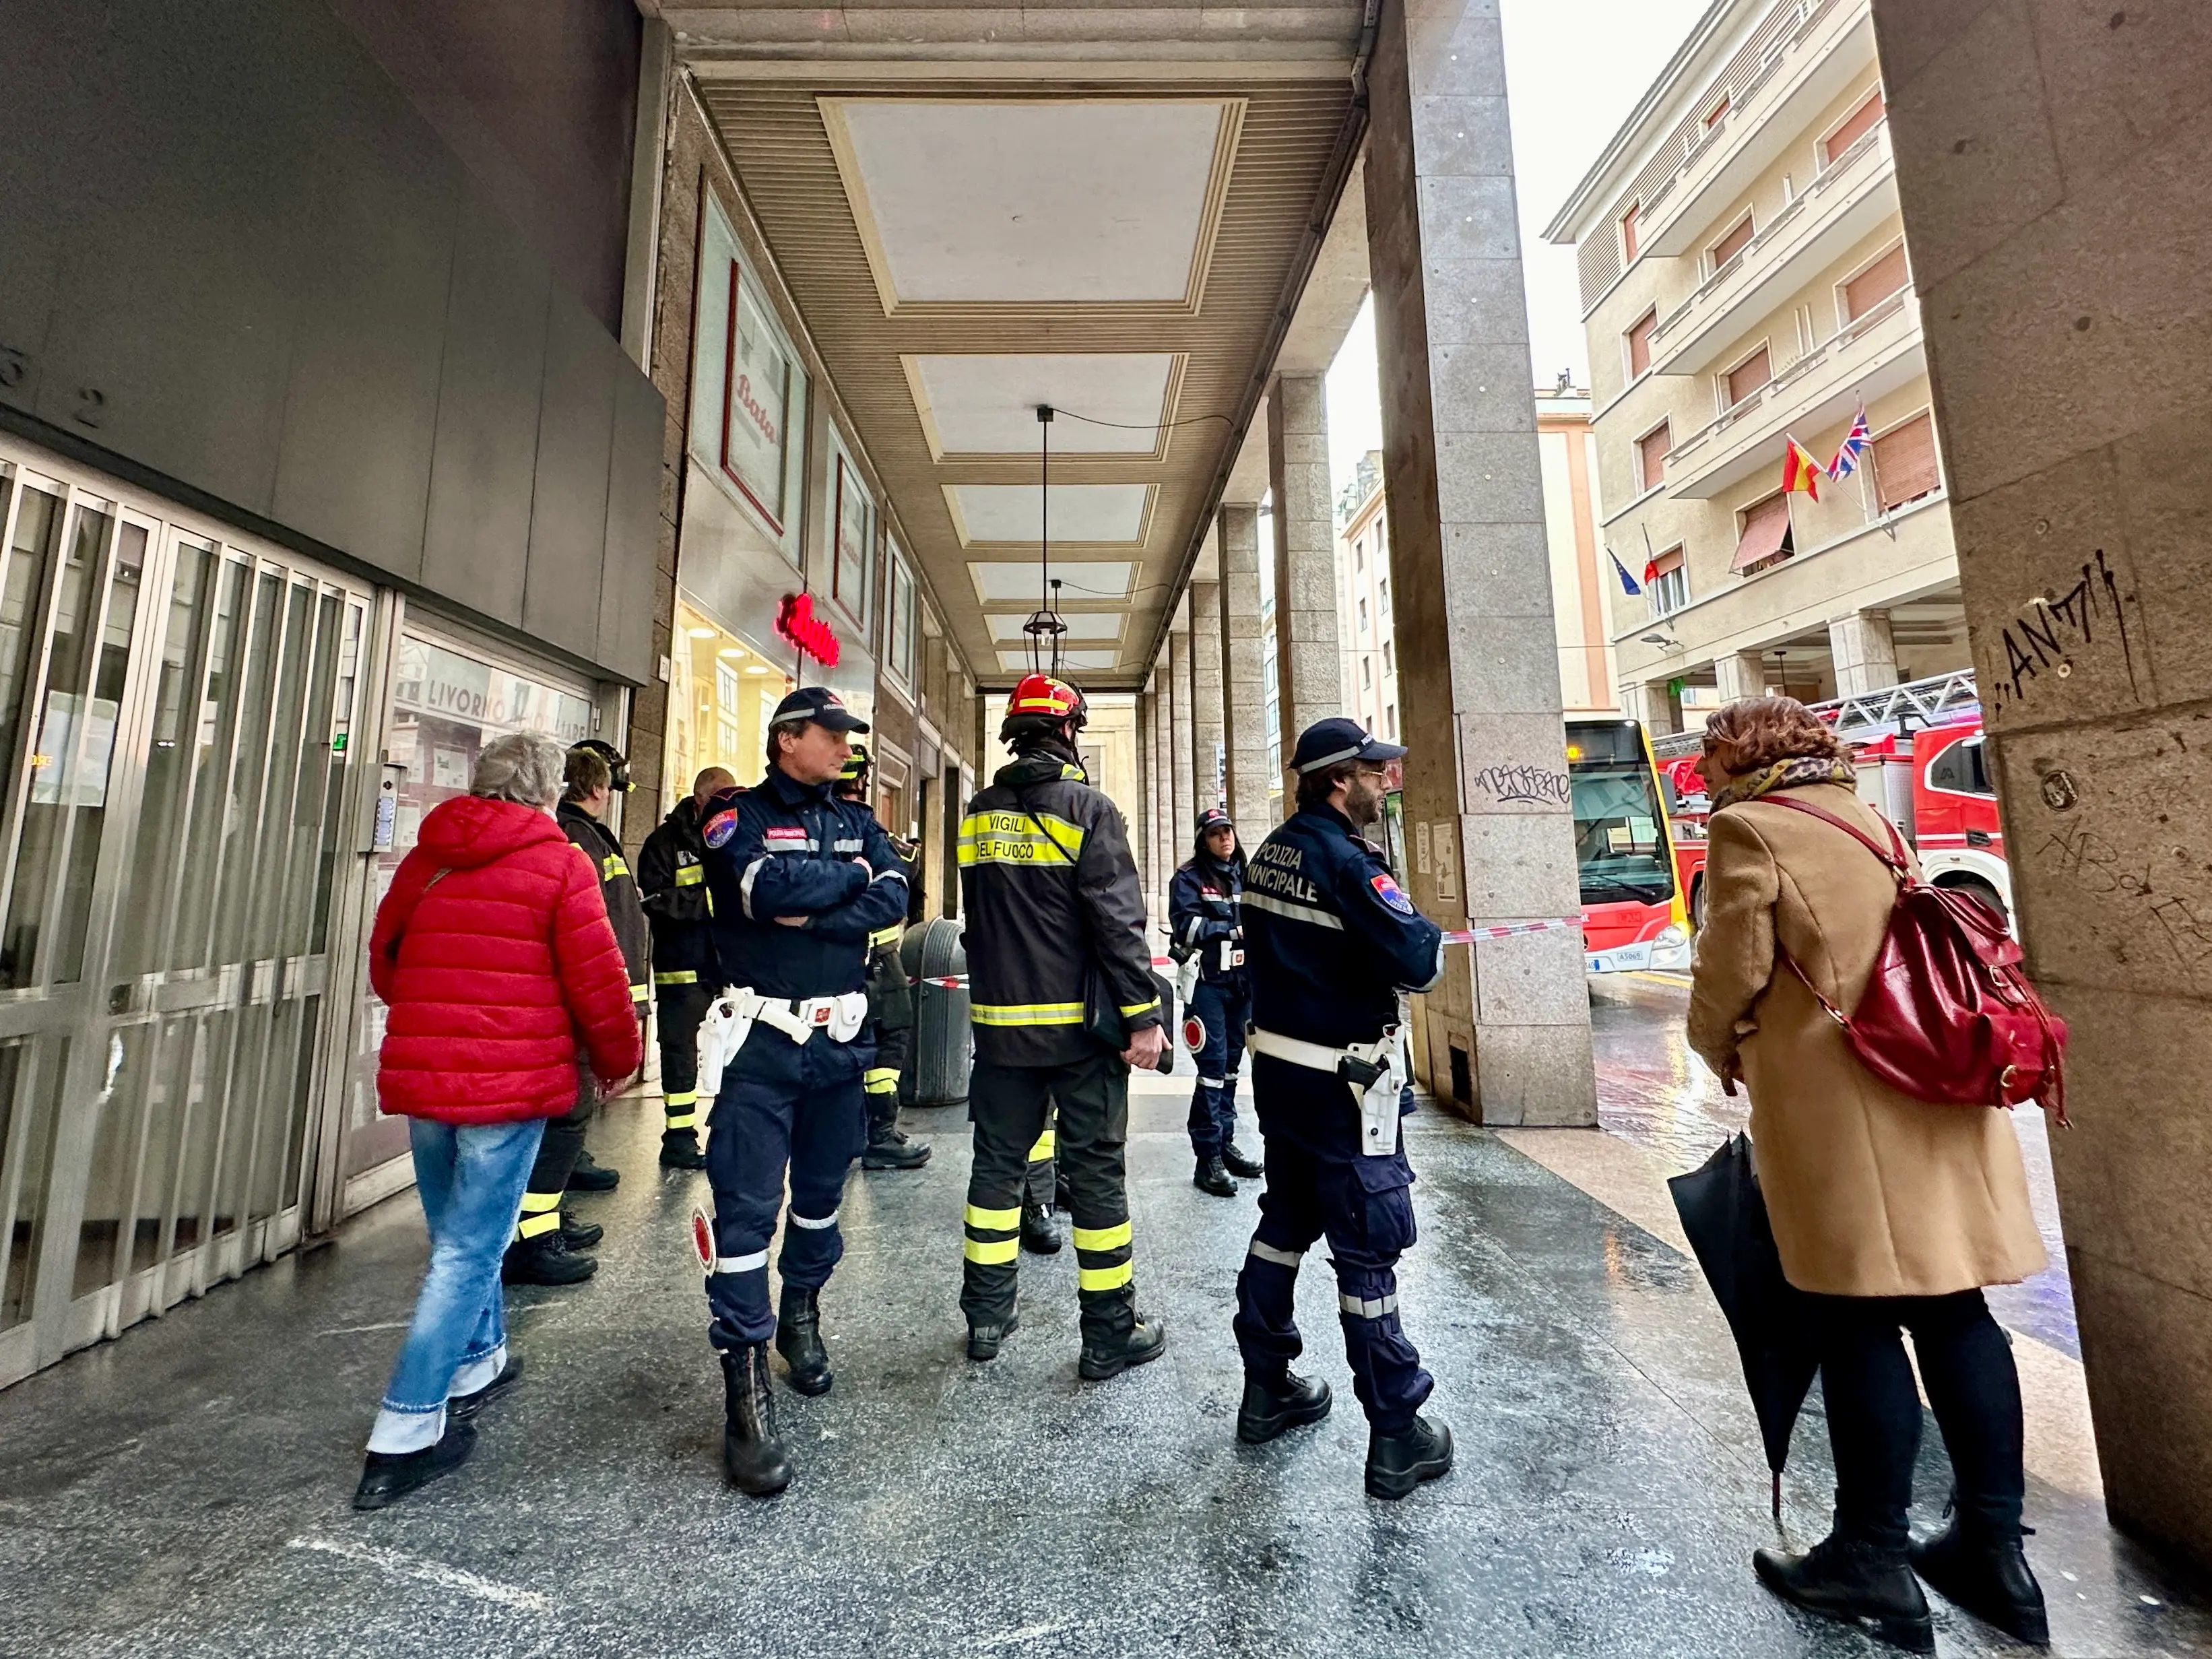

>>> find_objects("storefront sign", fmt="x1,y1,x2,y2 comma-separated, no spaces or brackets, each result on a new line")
777,592,840,668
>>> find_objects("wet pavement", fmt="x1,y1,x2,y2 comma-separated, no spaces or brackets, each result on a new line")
3,1047,2207,1658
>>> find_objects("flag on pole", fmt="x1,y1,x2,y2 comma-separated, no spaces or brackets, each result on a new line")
1827,403,1871,482
1781,435,1823,502
1609,550,1644,596
1641,523,1661,585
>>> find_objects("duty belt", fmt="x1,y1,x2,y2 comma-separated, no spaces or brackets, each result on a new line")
745,989,869,1045
1245,1026,1401,1087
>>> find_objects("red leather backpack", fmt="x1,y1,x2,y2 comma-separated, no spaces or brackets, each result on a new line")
1759,795,2068,1126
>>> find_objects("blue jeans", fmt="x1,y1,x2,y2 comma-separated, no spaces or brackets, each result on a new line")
367,1117,546,1454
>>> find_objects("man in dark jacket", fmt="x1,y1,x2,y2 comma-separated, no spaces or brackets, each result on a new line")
832,744,930,1172
502,741,649,1285
1169,806,1263,1197
956,674,1167,1379
637,766,737,1171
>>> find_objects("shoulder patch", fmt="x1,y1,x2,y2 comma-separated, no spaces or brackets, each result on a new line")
1370,872,1415,915
703,808,739,849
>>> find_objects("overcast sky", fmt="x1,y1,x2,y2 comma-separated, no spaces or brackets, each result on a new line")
1326,0,1710,500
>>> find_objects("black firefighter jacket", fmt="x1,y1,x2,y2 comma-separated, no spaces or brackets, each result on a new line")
558,801,650,1007
958,748,1161,1068
637,795,724,987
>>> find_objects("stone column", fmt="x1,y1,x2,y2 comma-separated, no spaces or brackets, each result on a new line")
1188,579,1225,815
1713,650,1769,703
1364,0,1595,1126
1151,676,1175,915
1216,506,1272,830
1268,373,1343,777
1621,678,1680,738
1168,623,1196,854
1873,0,2212,1566
1827,609,1899,696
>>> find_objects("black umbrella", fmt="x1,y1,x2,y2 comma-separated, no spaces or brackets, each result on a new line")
1668,1134,1820,1517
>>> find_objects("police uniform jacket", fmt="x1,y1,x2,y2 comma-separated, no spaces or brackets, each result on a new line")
700,766,910,1002
1243,804,1444,1051
637,795,722,984
958,748,1161,1067
558,802,649,1006
1169,849,1248,989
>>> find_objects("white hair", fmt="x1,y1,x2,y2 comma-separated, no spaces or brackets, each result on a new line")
471,731,566,809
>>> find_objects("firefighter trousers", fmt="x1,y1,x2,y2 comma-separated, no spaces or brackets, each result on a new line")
864,1019,912,1141
515,1062,597,1242
963,1053,1134,1339
655,979,713,1138
701,1028,868,1350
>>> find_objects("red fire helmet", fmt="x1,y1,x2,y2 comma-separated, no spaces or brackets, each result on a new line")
1004,673,1086,723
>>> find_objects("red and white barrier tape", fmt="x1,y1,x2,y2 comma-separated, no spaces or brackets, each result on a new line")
912,930,1581,987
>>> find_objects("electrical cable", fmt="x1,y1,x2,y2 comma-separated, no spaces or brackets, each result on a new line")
1048,408,1236,433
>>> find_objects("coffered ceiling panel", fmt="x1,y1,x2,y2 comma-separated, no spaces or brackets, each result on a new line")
969,560,1136,604
986,611,1127,642
945,482,1152,547
905,353,1181,460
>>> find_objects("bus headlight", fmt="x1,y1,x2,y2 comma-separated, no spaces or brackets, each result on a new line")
1650,923,1693,969
1656,923,1688,949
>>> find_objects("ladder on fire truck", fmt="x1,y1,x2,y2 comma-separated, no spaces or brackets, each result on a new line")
1650,668,1981,759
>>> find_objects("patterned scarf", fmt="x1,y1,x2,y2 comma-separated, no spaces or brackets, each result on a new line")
1710,754,1856,812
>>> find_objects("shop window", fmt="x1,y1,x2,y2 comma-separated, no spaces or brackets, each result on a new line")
1627,308,1657,379
1636,421,1672,492
1730,492,1794,576
886,546,917,686
1822,88,1886,168
666,599,794,793
832,455,874,626
689,197,807,562
1872,412,1941,511
1648,545,1688,616
1843,243,1909,324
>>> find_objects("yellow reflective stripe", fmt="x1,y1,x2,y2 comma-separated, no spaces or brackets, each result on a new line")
964,1237,1020,1265
519,1190,564,1213
956,810,1085,868
1078,1260,1134,1292
655,970,698,985
664,1112,698,1130
864,1077,898,1096
1027,1129,1056,1162
971,1002,1086,1027
1072,1220,1132,1252
630,983,651,1002
665,1091,696,1107
1117,998,1161,1018
864,1068,900,1086
601,853,630,880
965,1203,1020,1231
868,923,903,948
674,865,704,886
517,1210,561,1239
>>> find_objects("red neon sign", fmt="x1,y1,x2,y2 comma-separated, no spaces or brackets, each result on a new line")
776,592,841,668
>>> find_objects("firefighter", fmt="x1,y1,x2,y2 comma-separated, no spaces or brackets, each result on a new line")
637,765,737,1171
832,742,930,1172
695,686,909,1496
1169,806,1262,1197
1231,717,1456,1501
957,674,1167,1377
501,741,648,1284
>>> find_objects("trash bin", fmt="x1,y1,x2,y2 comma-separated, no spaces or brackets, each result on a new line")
899,916,972,1107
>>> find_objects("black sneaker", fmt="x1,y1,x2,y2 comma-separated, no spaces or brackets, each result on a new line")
353,1423,476,1510
1365,1413,1454,1500
659,1132,707,1171
447,1358,521,1424
1755,1536,1933,1654
1237,1369,1332,1443
566,1150,619,1192
1078,1312,1167,1381
1193,1156,1237,1198
1910,1516,2048,1646
967,1310,1020,1362
558,1212,602,1250
502,1232,597,1286
1020,1203,1062,1255
861,1134,931,1171
1222,1142,1264,1180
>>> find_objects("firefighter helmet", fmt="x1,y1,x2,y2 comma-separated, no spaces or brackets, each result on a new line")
837,741,872,789
1000,673,1088,742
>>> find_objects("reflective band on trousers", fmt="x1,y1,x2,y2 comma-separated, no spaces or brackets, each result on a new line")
1027,1129,1055,1162
964,1237,1019,1265
710,1248,769,1275
965,1202,1020,1231
655,970,697,985
664,1090,698,1130
1248,1240,1303,1268
1340,1292,1399,1319
864,1067,899,1095
517,1210,561,1239
788,1210,839,1230
1071,1220,1132,1252
1078,1260,1134,1292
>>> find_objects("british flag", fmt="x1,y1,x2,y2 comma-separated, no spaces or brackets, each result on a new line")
1828,403,1872,482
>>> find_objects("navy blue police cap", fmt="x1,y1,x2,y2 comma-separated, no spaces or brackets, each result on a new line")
769,686,869,734
1291,716,1406,773
1196,806,1234,834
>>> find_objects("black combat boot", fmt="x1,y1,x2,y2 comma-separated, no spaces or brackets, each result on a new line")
774,1284,833,1396
501,1230,597,1285
1365,1413,1455,1500
1020,1201,1062,1254
1193,1155,1237,1198
659,1131,707,1171
721,1343,793,1496
862,1129,931,1171
1222,1142,1264,1180
1237,1369,1332,1444
1910,1516,2048,1646
558,1212,602,1249
1078,1307,1168,1381
565,1148,619,1192
967,1309,1020,1361
1755,1536,1933,1654
353,1423,476,1510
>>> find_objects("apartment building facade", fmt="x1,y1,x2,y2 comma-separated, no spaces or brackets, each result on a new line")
1544,0,1970,733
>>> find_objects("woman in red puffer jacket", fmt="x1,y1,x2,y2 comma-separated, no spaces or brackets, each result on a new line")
354,731,641,1511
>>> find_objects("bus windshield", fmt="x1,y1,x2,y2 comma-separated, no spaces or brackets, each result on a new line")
1566,722,1677,907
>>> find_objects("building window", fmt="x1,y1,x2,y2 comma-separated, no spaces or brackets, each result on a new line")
1822,88,1886,168
1621,201,1641,263
1355,538,1364,571
1730,492,1794,576
1377,576,1389,614
886,543,917,683
1361,657,1373,690
1871,412,1941,511
1648,545,1688,616
1703,96,1729,131
1382,640,1393,674
1626,308,1658,379
1842,242,1910,323
1386,705,1398,740
1357,597,1369,633
1708,213,1755,275
832,455,874,626
1724,346,1772,409
1636,421,1672,492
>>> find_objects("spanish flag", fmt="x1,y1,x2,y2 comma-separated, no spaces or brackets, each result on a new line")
1781,435,1823,502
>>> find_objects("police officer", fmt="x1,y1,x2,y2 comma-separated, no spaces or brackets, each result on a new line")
637,766,736,1171
501,741,647,1284
832,742,930,1172
696,687,910,1495
1231,717,1454,1500
1169,806,1263,1197
958,674,1167,1377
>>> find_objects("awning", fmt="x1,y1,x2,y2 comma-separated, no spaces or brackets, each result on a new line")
1730,495,1794,573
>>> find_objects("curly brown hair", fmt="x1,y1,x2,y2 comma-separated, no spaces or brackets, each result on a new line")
1700,696,1848,778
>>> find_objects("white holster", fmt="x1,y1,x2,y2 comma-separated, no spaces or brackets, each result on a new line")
694,987,869,1099
1245,1026,1407,1158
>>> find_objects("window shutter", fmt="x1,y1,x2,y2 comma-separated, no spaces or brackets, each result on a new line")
1844,245,1909,321
1730,494,1793,572
1824,89,1886,165
1627,309,1657,378
1873,413,1940,509
1650,546,1684,579
1711,215,1755,271
1621,203,1640,262
1637,422,1672,490
1726,348,1772,407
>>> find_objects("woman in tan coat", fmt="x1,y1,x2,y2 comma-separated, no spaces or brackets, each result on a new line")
1687,698,2050,1654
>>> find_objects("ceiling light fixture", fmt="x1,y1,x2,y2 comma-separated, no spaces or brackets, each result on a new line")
1022,404,1068,678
